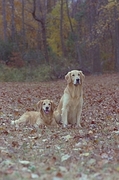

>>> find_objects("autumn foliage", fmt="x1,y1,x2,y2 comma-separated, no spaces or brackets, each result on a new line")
0,74,119,179
0,0,119,73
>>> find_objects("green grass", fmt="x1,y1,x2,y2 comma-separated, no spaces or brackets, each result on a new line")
0,65,55,82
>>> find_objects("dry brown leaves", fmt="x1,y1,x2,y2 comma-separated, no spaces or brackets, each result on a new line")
0,74,119,180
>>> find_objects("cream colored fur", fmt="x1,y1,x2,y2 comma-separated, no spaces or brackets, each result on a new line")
11,99,56,127
54,70,85,128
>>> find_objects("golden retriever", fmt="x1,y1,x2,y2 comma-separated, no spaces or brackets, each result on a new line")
54,70,85,128
11,99,56,127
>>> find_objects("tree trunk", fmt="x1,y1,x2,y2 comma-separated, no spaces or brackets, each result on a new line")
88,0,101,73
32,0,49,64
10,0,16,42
60,0,65,57
92,44,101,74
66,0,82,66
2,0,7,42
114,5,119,72
41,21,49,63
22,0,26,48
37,23,42,50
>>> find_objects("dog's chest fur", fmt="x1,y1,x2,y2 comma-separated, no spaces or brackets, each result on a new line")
41,112,53,125
64,85,83,116
66,84,82,98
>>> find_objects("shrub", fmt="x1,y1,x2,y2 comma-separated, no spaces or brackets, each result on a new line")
0,64,55,82
23,49,45,65
50,57,80,78
0,65,25,82
0,40,14,62
0,57,82,82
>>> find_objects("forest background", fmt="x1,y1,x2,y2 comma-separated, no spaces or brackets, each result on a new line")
0,0,119,81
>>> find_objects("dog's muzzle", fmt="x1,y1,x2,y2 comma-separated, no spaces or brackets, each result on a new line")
44,107,50,113
74,78,80,85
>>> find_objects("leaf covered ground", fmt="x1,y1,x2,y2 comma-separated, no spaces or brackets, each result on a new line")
0,74,119,180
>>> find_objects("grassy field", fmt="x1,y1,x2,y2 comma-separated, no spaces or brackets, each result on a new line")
0,74,119,180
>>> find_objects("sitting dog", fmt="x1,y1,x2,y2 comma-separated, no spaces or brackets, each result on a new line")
11,99,56,127
54,70,85,128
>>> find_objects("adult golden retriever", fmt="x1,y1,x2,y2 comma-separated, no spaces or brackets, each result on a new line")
54,70,85,128
11,99,56,127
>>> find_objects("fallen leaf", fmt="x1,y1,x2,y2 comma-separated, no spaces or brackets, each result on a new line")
61,154,71,162
62,134,72,141
19,160,30,166
31,173,39,178
80,152,90,157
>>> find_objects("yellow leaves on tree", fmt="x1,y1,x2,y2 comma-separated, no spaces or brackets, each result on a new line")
105,0,117,9
0,1,38,48
47,2,76,56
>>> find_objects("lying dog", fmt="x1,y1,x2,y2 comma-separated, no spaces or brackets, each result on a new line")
54,70,85,128
11,99,56,127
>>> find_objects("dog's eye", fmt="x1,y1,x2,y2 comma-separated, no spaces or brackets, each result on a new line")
43,103,46,105
72,74,75,76
78,73,80,76
48,103,51,106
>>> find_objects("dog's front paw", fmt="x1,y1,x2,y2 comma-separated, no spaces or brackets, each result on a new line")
11,121,19,129
11,120,17,125
11,120,15,125
62,124,67,128
75,124,82,128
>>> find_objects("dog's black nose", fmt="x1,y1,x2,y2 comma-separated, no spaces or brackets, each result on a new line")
76,78,79,83
46,107,49,110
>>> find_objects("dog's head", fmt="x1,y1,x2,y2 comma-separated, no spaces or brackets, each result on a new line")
37,99,56,114
65,70,85,85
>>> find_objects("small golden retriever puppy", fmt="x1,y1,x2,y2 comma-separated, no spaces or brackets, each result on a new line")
54,70,85,128
11,99,56,127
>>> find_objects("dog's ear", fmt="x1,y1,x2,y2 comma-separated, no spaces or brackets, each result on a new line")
37,100,43,111
79,71,85,84
51,101,56,111
65,72,71,84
